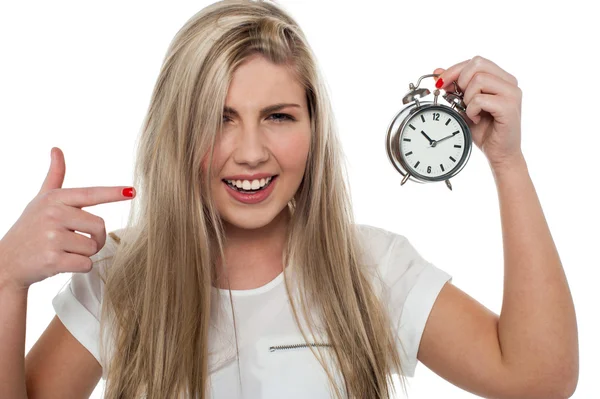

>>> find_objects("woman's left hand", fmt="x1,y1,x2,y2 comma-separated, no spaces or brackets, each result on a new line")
433,56,524,171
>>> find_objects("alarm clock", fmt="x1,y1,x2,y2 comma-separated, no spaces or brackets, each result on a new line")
385,73,473,191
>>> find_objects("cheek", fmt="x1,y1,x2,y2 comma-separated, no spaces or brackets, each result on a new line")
276,130,311,171
200,145,227,176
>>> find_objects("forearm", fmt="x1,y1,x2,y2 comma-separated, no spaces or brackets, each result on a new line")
492,153,578,393
0,277,29,399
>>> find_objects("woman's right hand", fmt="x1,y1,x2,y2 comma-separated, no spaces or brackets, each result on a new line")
0,147,136,291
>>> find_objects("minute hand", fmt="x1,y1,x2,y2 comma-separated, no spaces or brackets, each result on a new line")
432,131,460,146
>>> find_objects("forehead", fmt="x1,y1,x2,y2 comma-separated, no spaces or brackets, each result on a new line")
225,54,305,109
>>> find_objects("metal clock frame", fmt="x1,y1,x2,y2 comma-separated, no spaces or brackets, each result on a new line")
385,74,473,191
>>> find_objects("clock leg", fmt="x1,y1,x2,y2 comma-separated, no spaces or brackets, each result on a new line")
445,179,453,191
401,173,411,186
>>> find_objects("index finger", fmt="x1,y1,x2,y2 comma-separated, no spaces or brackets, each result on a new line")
434,56,518,93
50,186,136,208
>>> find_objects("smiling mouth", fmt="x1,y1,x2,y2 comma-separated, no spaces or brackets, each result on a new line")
222,175,278,193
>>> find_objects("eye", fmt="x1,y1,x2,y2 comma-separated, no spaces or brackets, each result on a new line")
268,113,295,122
222,113,295,123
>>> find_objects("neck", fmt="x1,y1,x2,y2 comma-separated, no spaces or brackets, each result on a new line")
215,206,290,290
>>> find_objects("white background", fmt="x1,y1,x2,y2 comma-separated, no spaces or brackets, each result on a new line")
0,1,597,398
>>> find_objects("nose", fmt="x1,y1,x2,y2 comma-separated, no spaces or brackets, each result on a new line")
232,123,269,167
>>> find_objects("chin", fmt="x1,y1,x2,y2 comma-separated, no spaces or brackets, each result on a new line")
220,206,286,231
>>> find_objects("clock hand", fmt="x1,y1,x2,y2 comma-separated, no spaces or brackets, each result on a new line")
420,130,434,146
430,131,459,146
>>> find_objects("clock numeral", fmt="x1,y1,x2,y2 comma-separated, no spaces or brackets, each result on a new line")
414,161,420,168
427,166,431,174
454,144,461,148
403,138,411,142
405,151,413,156
440,164,445,172
445,118,451,126
409,124,416,130
432,113,440,121
449,156,456,162
420,115,425,123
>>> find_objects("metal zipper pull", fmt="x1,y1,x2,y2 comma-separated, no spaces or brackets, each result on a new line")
269,342,331,352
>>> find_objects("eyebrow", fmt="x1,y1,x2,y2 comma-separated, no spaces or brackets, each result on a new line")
223,103,301,117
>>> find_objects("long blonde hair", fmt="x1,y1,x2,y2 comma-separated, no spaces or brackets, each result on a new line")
97,1,407,397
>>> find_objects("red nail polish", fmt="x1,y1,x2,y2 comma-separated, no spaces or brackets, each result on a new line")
122,187,135,197
435,78,444,89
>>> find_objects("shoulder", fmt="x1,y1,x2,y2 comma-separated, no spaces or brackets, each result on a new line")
354,223,412,270
51,228,127,381
66,227,126,308
354,223,449,292
355,225,453,377
354,223,400,247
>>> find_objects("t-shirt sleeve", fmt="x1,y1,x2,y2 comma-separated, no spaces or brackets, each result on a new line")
385,234,452,377
358,224,452,378
51,231,121,381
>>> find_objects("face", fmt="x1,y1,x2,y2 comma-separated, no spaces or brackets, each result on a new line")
205,54,311,231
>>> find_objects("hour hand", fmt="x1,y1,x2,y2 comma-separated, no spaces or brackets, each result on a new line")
420,130,434,145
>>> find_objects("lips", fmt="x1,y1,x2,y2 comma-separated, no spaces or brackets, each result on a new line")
223,175,278,204
222,173,277,181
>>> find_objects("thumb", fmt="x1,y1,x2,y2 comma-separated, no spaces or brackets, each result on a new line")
39,147,66,195
432,68,448,90
433,68,445,81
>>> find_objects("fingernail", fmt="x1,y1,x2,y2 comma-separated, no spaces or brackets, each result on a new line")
435,78,444,89
122,187,135,197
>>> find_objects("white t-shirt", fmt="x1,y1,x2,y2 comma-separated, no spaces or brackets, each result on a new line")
52,224,451,398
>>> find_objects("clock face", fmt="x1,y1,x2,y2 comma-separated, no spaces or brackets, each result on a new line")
399,107,469,179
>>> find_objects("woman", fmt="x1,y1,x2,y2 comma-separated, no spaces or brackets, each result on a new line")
0,0,578,398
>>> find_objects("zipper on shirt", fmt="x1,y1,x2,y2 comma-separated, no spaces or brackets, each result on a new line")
269,342,331,352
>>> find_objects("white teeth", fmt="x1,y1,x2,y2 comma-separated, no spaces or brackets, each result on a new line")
225,176,273,191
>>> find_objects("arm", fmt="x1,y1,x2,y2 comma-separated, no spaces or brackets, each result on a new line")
0,279,29,399
417,154,578,399
0,261,102,399
494,155,578,392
